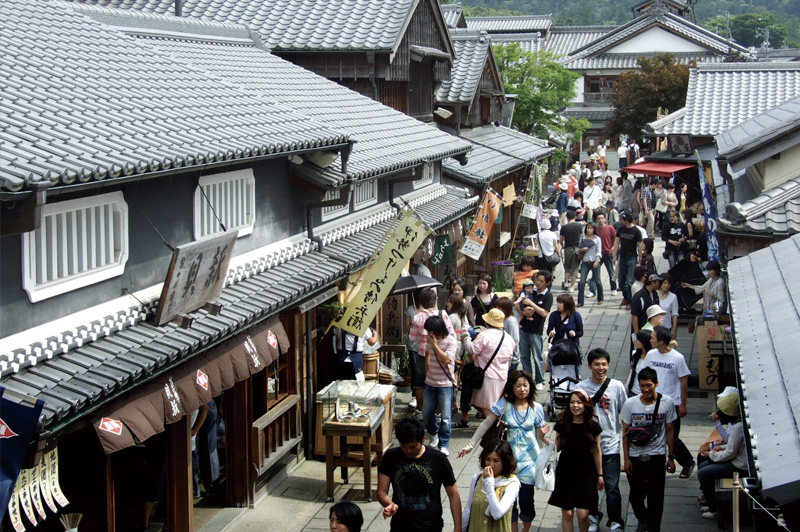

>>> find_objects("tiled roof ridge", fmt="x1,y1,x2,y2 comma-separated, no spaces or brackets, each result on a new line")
696,62,800,72
467,14,554,21
551,25,618,32
64,1,248,32
725,176,800,224
648,107,687,130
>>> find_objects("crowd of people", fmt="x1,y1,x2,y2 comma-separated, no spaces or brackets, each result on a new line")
362,167,739,532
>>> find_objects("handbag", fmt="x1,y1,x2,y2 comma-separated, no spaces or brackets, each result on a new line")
537,234,561,267
535,440,557,491
461,333,505,389
627,393,662,446
480,402,508,447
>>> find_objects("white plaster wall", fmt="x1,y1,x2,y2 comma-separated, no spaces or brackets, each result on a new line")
573,76,585,103
763,143,800,189
608,27,708,53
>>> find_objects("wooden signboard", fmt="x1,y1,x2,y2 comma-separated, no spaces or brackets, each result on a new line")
698,320,724,390
155,231,237,326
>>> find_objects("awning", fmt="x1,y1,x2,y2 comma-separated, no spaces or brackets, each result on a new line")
93,317,289,454
622,161,697,177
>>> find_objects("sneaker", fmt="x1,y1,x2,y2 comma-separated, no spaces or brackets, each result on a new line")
588,515,599,532
409,397,417,409
612,289,618,296
428,433,439,448
588,291,596,298
439,447,450,456
680,461,696,479
698,494,707,504
701,511,718,519
700,506,710,513
610,522,624,531
535,383,546,391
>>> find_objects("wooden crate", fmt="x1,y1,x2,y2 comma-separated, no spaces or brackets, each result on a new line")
314,388,394,459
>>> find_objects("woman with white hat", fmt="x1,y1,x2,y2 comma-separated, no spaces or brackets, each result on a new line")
467,308,517,418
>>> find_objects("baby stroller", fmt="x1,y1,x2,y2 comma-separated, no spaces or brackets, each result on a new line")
545,338,582,420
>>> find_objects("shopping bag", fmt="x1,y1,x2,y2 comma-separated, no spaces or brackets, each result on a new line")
535,441,557,491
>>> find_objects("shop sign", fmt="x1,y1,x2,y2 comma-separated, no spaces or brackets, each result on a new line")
459,189,502,260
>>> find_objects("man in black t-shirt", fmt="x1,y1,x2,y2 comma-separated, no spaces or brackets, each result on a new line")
611,211,643,306
631,273,661,333
378,417,461,532
517,270,555,389
560,210,583,292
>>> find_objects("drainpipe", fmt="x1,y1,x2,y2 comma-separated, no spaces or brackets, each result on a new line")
388,170,424,211
367,51,379,101
305,311,314,457
715,156,735,203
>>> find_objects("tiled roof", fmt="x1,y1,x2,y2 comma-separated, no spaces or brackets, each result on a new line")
564,51,723,70
544,26,617,59
436,31,492,104
727,233,800,504
457,125,553,166
715,96,800,166
719,176,800,236
487,32,540,53
563,108,614,122
649,63,800,137
442,142,526,184
71,4,471,184
0,0,351,193
565,8,749,61
466,15,553,34
441,2,466,28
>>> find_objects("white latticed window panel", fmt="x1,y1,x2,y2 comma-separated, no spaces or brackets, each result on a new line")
353,180,378,209
194,169,256,239
413,162,435,189
22,191,129,302
321,188,349,221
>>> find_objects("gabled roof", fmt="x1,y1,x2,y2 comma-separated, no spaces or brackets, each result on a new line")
720,176,800,236
443,142,526,184
436,30,499,105
71,4,471,184
716,96,800,171
544,26,617,59
486,32,541,53
466,15,553,34
73,0,455,59
441,2,466,29
0,0,351,193
460,125,553,161
565,8,748,62
564,51,722,70
649,63,800,137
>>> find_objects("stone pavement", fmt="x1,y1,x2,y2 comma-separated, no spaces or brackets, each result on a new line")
222,242,752,532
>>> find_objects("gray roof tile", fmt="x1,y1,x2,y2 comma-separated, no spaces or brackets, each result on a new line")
466,15,553,34
564,51,723,70
0,0,350,192
459,125,552,162
436,30,492,104
443,142,526,184
719,176,800,236
441,3,466,29
488,32,541,53
715,95,800,163
543,26,617,58
649,63,800,137
727,234,800,504
66,5,472,184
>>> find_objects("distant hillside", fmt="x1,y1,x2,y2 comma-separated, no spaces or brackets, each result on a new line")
458,0,800,47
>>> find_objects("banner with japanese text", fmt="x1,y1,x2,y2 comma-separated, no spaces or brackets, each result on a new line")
460,189,502,260
697,155,720,261
429,234,454,266
521,164,546,219
0,388,45,515
335,210,431,337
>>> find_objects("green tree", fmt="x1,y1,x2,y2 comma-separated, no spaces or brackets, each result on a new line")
493,44,580,138
605,53,692,141
702,12,790,48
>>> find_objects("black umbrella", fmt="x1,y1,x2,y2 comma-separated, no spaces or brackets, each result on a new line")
668,259,707,312
390,274,442,295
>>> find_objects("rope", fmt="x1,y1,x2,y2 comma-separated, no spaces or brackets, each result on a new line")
137,203,174,252
198,182,227,233
735,479,790,531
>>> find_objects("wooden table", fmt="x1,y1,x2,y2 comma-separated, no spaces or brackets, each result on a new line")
322,406,385,502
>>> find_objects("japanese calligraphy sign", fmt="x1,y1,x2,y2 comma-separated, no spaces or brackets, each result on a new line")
429,234,454,266
156,230,237,325
382,295,404,344
521,164,546,219
459,189,502,261
697,156,720,262
335,210,431,337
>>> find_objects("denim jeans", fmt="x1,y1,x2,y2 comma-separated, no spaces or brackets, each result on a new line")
627,455,666,532
697,461,747,512
578,261,604,305
423,385,453,449
600,252,617,291
518,331,545,384
512,482,536,523
594,454,623,526
666,249,684,269
618,254,638,302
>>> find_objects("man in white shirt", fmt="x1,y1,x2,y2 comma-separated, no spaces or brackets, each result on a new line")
617,142,629,169
583,173,603,222
644,326,695,479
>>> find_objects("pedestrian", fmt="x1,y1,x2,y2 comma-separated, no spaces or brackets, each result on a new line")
406,292,423,411
459,370,549,532
617,173,633,213
556,182,570,223
377,417,462,532
577,222,603,307
617,142,628,170
468,309,517,417
583,174,603,222
515,270,554,390
644,326,695,479
451,278,477,328
537,219,561,274
423,315,458,455
630,274,661,334
655,274,679,340
640,180,656,239
653,181,667,232
560,210,583,292
334,324,379,380
496,297,520,371
597,142,607,166
409,287,456,413
638,238,655,272
696,392,747,520
629,180,642,225
681,260,726,318
639,305,666,334
472,273,499,327
449,294,475,429
547,294,584,351
576,349,628,532
626,331,654,397
547,389,604,532
620,367,677,532
594,213,617,296
611,211,642,306
461,440,521,532
329,501,363,532
661,210,688,268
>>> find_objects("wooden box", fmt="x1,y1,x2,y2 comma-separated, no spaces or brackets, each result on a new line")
314,386,394,459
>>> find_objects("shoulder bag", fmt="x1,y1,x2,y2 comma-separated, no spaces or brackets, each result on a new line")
627,393,662,446
591,378,610,405
537,234,561,266
480,401,509,448
461,333,505,389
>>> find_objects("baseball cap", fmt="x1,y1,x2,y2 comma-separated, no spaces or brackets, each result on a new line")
646,273,663,284
620,210,634,221
522,278,535,286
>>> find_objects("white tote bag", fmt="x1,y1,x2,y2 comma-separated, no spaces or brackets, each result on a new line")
535,441,557,491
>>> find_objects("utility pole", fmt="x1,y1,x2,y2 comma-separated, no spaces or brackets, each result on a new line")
755,27,771,60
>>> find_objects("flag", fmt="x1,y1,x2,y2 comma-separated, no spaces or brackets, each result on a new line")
521,164,546,219
697,155,720,261
429,234,454,266
0,388,44,516
460,189,502,260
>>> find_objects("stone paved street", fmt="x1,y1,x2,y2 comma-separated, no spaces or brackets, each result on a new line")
223,244,752,532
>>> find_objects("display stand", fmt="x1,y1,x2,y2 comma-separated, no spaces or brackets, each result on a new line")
322,405,385,502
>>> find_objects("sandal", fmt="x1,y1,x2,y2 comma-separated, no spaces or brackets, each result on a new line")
679,462,696,479
455,419,469,428
476,411,486,419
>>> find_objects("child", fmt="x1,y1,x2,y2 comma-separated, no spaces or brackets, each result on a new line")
514,278,537,323
512,255,539,298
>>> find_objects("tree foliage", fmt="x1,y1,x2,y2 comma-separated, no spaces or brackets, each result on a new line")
605,54,692,141
701,12,795,48
492,43,580,138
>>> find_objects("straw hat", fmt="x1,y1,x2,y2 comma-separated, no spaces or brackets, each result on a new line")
482,308,506,328
717,392,740,417
646,305,667,320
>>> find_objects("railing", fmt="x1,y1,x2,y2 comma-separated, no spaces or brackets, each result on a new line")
252,394,303,477
584,92,613,104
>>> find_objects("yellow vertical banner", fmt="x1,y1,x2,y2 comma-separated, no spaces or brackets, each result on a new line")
335,209,432,337
459,189,502,261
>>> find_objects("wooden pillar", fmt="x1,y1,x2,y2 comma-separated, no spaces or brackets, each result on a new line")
105,454,116,532
166,416,193,532
225,379,252,507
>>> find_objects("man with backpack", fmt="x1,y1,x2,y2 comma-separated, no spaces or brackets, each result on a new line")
576,349,628,531
620,367,677,532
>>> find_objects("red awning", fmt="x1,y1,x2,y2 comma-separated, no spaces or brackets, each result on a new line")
622,161,696,177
